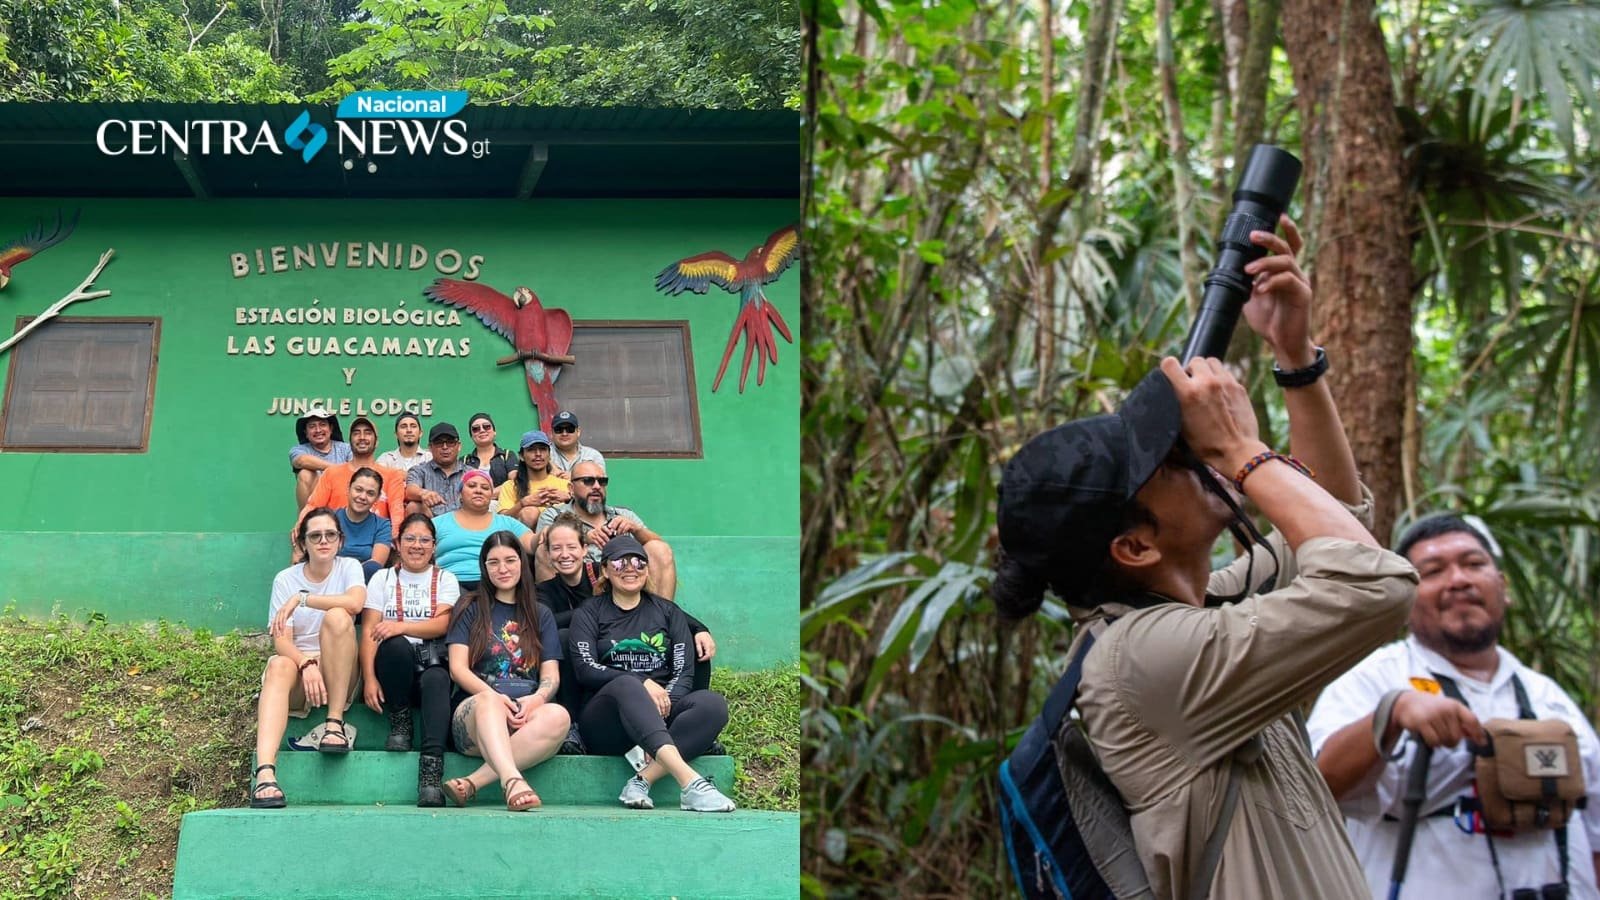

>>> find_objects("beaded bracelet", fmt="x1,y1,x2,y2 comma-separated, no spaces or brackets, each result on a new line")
1232,451,1315,494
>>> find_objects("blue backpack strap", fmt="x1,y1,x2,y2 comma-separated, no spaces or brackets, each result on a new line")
1039,628,1101,735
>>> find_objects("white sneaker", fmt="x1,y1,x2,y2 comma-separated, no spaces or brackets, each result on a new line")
680,777,736,813
619,775,654,809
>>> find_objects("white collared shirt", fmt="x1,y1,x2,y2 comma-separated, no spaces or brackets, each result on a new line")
1307,637,1600,898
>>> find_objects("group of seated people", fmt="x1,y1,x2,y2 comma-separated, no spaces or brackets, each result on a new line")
255,407,730,814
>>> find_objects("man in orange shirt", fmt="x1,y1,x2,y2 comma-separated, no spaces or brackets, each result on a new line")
291,417,406,558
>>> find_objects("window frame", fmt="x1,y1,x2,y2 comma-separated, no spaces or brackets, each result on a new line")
0,315,162,454
566,319,703,460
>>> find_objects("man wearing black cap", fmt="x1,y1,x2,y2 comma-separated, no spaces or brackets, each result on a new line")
995,223,1418,899
290,404,352,507
549,410,605,477
404,422,467,517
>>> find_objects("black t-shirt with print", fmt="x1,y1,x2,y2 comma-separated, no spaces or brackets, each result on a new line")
568,591,693,704
446,598,560,690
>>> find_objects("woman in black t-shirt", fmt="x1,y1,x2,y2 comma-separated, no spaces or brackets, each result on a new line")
568,535,735,812
443,531,566,811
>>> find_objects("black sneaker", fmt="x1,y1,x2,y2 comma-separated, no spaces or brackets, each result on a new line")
558,723,586,756
707,740,728,756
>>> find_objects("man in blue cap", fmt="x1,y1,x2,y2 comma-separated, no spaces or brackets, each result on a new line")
497,429,572,526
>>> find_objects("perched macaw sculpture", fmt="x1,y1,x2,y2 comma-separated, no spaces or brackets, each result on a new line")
0,209,80,291
423,279,574,431
655,224,800,393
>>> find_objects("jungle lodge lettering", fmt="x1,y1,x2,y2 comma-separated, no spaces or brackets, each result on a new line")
266,397,435,417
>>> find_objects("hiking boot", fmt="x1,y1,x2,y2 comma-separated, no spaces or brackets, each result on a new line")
385,708,413,752
619,775,654,810
680,776,735,813
417,753,445,808
707,740,728,756
558,723,586,756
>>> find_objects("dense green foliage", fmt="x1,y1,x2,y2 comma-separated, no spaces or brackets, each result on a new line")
0,0,800,108
802,0,1600,893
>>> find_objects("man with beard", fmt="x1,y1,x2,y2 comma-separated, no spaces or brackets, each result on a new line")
535,461,676,600
377,413,432,473
1308,515,1600,897
404,423,468,517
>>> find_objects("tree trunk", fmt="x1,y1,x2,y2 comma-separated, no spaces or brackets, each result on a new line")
1281,0,1413,542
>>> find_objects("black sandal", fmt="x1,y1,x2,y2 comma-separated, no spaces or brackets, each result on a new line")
250,764,286,808
320,718,351,754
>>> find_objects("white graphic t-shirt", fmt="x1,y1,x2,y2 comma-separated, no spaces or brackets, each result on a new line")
363,565,461,645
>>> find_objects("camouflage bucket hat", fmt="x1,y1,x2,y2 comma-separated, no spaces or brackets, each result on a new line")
996,368,1182,603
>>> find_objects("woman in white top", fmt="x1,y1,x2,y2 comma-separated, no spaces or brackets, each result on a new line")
251,508,367,808
360,512,460,807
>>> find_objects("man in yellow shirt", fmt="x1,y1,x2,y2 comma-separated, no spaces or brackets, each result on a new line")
496,430,570,526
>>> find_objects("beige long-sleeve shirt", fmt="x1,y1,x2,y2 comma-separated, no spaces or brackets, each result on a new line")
1075,508,1417,899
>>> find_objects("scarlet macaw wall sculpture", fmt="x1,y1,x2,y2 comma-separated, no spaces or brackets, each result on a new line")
423,279,574,432
0,209,80,290
654,224,799,393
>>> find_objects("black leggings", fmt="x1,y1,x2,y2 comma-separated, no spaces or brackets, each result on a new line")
556,628,712,713
373,635,451,756
577,677,727,759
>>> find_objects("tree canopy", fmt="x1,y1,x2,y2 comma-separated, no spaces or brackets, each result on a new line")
0,0,800,108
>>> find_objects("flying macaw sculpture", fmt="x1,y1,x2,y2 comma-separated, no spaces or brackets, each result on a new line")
423,279,574,431
655,224,800,393
0,209,80,290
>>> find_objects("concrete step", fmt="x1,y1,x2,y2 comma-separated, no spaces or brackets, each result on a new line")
257,750,735,808
173,805,799,899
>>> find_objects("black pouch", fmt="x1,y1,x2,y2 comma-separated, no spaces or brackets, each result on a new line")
492,677,537,699
412,638,447,672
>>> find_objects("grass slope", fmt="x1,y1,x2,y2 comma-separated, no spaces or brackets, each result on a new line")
0,614,797,899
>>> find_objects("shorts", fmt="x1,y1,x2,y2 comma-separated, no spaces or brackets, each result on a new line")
263,651,362,719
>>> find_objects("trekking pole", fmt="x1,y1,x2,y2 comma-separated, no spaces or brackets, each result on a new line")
1387,736,1433,900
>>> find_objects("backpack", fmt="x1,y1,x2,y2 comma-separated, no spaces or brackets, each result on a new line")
998,623,1251,900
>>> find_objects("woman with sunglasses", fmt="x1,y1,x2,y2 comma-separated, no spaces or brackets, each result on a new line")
360,513,460,806
461,412,516,487
443,531,568,811
568,535,735,812
250,508,366,808
433,469,535,593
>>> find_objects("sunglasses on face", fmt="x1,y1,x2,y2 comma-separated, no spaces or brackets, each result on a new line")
553,425,576,434
306,531,341,544
607,557,647,572
573,476,609,486
432,438,459,446
470,423,493,433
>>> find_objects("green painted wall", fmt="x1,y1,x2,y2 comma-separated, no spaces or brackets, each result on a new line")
0,199,797,668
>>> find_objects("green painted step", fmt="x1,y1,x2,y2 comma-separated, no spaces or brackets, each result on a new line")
173,805,799,899
283,704,429,751
258,750,735,808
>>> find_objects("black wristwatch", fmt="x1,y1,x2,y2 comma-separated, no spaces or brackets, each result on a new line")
1272,346,1328,388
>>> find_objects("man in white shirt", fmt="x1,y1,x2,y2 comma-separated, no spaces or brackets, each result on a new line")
377,412,432,472
548,410,605,476
1308,514,1600,898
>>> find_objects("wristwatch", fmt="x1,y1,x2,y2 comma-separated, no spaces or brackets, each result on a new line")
296,588,311,604
1272,346,1328,388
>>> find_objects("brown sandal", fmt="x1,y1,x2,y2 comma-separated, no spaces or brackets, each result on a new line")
444,776,478,807
503,776,540,812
